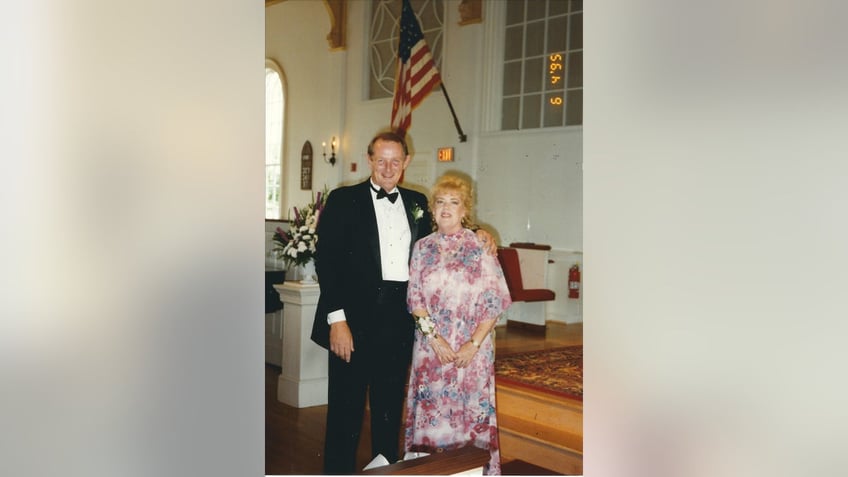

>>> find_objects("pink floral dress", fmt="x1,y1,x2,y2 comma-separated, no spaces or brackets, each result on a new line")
404,228,512,475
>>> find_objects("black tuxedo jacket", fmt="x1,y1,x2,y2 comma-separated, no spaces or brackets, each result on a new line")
310,180,433,350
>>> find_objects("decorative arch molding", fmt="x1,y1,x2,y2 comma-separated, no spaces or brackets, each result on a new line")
323,0,347,50
265,0,346,51
266,0,477,49
458,0,483,25
267,0,480,48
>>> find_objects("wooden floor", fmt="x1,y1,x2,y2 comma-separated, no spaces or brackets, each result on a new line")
265,322,582,475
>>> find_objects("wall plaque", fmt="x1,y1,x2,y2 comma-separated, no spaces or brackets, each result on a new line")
300,140,313,190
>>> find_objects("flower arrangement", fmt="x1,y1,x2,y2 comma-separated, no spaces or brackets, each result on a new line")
273,186,329,268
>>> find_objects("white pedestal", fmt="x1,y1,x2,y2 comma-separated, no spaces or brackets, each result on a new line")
265,309,284,366
273,281,327,408
503,301,547,326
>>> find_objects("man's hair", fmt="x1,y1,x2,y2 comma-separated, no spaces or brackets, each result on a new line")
367,130,409,157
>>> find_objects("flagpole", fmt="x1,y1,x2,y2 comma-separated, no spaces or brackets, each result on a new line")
440,82,467,143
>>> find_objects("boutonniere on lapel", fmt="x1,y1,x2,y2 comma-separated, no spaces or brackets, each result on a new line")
410,203,425,223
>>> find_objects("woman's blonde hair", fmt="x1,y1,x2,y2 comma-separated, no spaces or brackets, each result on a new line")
429,174,474,227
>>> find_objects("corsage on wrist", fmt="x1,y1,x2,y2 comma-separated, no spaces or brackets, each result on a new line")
415,315,438,340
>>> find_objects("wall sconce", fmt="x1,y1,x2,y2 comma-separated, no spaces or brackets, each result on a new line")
322,137,337,166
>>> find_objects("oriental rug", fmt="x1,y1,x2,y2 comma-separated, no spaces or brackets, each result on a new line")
495,346,583,401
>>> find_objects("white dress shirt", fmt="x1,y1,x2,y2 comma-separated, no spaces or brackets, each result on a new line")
327,181,412,325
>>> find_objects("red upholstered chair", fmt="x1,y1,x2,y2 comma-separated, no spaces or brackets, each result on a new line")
497,247,556,302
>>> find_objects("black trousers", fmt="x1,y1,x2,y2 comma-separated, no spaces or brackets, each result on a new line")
323,283,414,475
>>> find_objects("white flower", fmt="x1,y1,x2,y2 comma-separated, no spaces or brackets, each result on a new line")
415,315,436,338
411,203,424,223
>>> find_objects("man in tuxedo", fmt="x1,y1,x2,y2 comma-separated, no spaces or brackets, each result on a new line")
311,131,492,474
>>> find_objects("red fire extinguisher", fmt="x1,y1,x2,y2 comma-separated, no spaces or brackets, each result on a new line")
568,263,581,299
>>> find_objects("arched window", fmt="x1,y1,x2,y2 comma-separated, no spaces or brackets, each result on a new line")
265,60,285,219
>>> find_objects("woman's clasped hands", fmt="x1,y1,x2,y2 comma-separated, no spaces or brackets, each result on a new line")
429,337,478,368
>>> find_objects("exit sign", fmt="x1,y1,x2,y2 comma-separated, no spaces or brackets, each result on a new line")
437,147,454,162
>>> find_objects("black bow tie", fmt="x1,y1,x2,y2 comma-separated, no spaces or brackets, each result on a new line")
373,186,399,203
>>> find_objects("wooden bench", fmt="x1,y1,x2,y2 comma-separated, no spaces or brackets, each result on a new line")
359,446,489,475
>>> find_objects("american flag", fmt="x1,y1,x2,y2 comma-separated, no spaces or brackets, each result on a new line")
390,0,442,137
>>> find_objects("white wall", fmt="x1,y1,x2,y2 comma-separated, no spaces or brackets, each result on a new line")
476,129,583,249
266,0,582,321
265,0,342,215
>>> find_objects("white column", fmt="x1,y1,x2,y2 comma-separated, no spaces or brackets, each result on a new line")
273,282,327,408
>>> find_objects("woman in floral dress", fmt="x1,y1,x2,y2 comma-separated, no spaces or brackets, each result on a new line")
404,174,512,475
